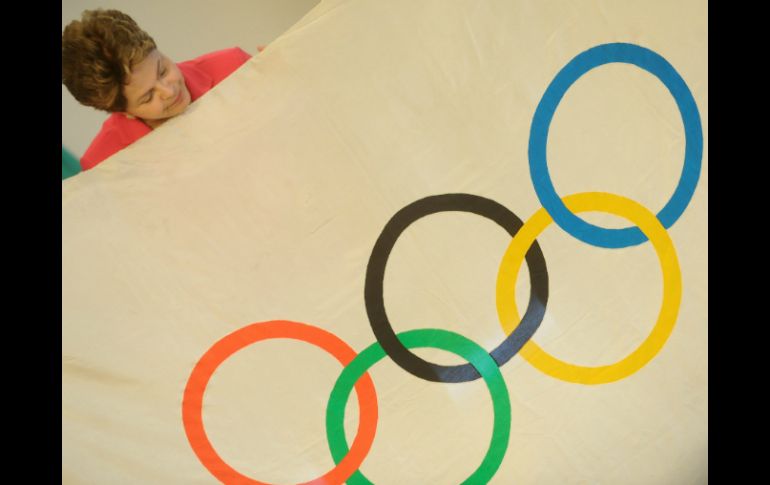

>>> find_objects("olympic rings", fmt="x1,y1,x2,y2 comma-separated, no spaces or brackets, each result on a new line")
326,329,511,485
496,192,682,384
529,42,703,248
182,320,378,485
184,42,702,483
364,193,549,383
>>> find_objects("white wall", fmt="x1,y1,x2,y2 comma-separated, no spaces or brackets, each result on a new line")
62,0,320,159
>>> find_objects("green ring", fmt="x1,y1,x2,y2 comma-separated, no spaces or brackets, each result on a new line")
326,329,511,484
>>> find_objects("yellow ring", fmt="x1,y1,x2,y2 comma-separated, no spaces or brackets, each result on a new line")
496,192,681,384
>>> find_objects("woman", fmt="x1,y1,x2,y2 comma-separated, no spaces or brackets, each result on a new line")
62,9,258,170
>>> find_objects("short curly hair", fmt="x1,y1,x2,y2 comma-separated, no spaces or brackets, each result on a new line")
62,9,157,113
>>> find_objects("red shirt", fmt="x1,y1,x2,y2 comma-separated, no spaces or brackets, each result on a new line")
80,47,251,171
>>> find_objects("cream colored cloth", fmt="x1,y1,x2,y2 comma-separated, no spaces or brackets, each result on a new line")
62,0,707,483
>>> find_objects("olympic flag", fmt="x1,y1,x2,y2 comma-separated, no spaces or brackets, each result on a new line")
62,0,707,483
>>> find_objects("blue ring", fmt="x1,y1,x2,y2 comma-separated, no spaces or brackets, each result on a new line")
528,42,702,248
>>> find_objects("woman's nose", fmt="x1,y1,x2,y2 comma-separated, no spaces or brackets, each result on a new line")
157,81,175,99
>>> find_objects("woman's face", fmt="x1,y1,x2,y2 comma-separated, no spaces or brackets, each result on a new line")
122,49,191,123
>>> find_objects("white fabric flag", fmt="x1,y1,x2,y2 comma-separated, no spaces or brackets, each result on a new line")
63,1,707,483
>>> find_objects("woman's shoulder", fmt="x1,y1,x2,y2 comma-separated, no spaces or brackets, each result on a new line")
185,47,251,69
180,47,252,87
80,115,151,170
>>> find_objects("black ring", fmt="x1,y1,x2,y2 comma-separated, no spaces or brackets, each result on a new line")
364,193,549,383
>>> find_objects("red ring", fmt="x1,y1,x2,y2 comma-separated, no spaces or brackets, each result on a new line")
182,320,378,484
